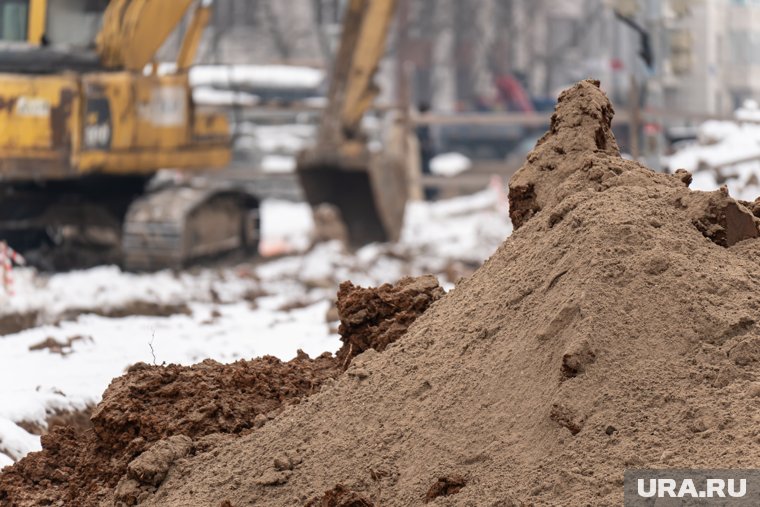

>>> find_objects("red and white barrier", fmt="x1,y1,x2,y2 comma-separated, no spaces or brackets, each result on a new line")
0,241,25,295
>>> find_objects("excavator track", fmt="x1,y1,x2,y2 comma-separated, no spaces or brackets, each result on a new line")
0,176,146,271
122,185,259,271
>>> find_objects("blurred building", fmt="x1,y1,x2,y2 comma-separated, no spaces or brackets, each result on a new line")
192,0,760,116
659,0,760,115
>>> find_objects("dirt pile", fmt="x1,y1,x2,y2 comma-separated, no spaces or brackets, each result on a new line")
0,275,441,507
335,275,445,365
0,353,338,506
108,80,760,506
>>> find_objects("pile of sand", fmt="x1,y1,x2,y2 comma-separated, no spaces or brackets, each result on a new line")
141,81,760,506
7,80,760,506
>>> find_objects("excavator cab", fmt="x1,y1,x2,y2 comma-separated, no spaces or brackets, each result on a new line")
0,0,33,42
296,0,408,247
0,0,106,46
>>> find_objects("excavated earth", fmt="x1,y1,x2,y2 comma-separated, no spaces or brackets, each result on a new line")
0,276,444,506
7,79,760,505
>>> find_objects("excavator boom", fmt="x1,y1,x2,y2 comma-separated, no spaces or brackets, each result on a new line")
97,0,197,70
297,0,407,248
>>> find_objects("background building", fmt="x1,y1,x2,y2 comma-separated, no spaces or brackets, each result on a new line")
190,0,760,118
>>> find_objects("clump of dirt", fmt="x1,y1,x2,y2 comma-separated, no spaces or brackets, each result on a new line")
425,475,466,502
28,335,92,356
0,311,38,336
335,275,444,366
113,435,195,505
682,188,759,246
60,301,192,322
94,353,340,452
305,485,375,507
109,80,760,506
1,275,439,506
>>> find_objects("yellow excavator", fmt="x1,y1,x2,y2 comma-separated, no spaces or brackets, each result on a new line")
297,0,408,247
0,0,406,269
0,0,258,270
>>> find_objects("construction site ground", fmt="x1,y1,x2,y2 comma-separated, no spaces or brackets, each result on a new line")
0,187,510,469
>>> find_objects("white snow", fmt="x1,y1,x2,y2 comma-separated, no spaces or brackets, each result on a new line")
2,266,260,324
261,155,297,174
237,123,316,154
664,105,760,201
0,419,41,462
0,189,512,466
259,199,314,255
430,152,472,177
149,63,325,92
193,86,259,107
736,100,760,123
190,65,325,91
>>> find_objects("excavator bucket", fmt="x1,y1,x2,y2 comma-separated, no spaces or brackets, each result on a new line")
297,149,407,247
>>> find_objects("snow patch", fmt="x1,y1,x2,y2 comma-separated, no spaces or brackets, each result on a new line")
261,155,296,174
430,152,472,177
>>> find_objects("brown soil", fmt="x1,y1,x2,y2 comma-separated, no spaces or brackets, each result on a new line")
305,485,375,507
27,335,92,356
0,312,38,337
335,275,445,366
59,301,193,321
0,353,339,506
100,80,760,506
0,276,442,507
15,407,94,437
0,302,193,338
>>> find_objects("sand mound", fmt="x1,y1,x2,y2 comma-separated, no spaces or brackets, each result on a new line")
109,80,760,506
0,276,441,506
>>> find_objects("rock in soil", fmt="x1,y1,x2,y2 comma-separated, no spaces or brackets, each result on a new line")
425,474,466,502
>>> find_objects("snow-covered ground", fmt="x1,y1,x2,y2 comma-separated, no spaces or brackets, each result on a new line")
664,101,760,201
0,189,512,467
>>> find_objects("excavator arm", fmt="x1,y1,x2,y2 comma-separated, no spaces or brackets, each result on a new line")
27,0,47,44
316,0,396,148
176,0,213,70
96,0,207,71
298,0,407,247
338,0,396,136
